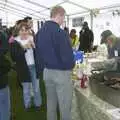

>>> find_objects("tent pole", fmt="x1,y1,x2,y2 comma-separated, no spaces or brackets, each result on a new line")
37,21,40,30
90,10,93,30
66,15,69,27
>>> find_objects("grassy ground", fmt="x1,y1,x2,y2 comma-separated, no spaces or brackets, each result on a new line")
8,71,47,120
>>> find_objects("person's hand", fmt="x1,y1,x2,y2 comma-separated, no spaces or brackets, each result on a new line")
29,40,35,48
22,42,32,49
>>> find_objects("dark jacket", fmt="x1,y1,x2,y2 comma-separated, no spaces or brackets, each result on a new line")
0,48,11,89
107,38,120,58
107,37,120,71
10,40,39,82
79,28,94,52
0,31,9,49
36,21,75,70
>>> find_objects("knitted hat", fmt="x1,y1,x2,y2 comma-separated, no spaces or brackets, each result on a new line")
101,30,112,44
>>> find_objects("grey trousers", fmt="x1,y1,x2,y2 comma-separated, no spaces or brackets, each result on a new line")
44,68,73,120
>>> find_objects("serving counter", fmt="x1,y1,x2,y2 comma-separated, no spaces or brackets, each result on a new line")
71,81,120,120
71,54,120,120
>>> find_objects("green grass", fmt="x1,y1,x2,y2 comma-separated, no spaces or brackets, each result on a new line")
8,71,47,120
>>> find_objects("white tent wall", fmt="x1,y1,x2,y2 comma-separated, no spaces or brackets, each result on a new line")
69,13,91,35
70,0,120,9
93,12,120,45
1,0,119,20
0,0,120,45
0,11,23,26
33,20,38,33
0,11,8,25
68,8,120,46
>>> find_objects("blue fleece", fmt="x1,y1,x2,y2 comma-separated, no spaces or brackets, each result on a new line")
36,21,74,70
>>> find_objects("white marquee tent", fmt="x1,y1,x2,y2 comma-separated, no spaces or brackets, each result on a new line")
0,0,120,44
0,0,120,23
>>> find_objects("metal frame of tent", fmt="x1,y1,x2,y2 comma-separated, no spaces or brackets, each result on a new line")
0,0,120,28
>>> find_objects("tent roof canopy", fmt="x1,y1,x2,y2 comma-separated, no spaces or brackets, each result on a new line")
0,0,120,20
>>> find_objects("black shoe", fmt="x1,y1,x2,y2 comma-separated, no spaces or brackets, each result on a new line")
24,107,31,112
34,106,41,111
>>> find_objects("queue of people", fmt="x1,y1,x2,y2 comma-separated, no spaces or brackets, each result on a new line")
0,4,119,120
0,6,74,120
0,17,42,120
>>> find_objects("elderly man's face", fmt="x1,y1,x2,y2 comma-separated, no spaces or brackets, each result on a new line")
100,35,107,44
106,38,113,48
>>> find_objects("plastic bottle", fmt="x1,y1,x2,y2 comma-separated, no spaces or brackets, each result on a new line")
80,74,88,88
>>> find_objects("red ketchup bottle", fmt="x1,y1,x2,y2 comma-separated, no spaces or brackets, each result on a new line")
80,74,88,88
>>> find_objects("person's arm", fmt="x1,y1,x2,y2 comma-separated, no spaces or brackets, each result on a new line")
0,31,9,49
0,48,8,56
90,30,94,44
58,30,75,69
0,48,11,76
0,56,11,76
10,42,26,62
35,31,44,73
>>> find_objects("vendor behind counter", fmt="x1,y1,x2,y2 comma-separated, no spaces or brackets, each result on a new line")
100,30,120,59
106,35,120,71
93,31,120,88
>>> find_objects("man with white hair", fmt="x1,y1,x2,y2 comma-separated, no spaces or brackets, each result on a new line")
99,30,120,88
101,30,120,58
